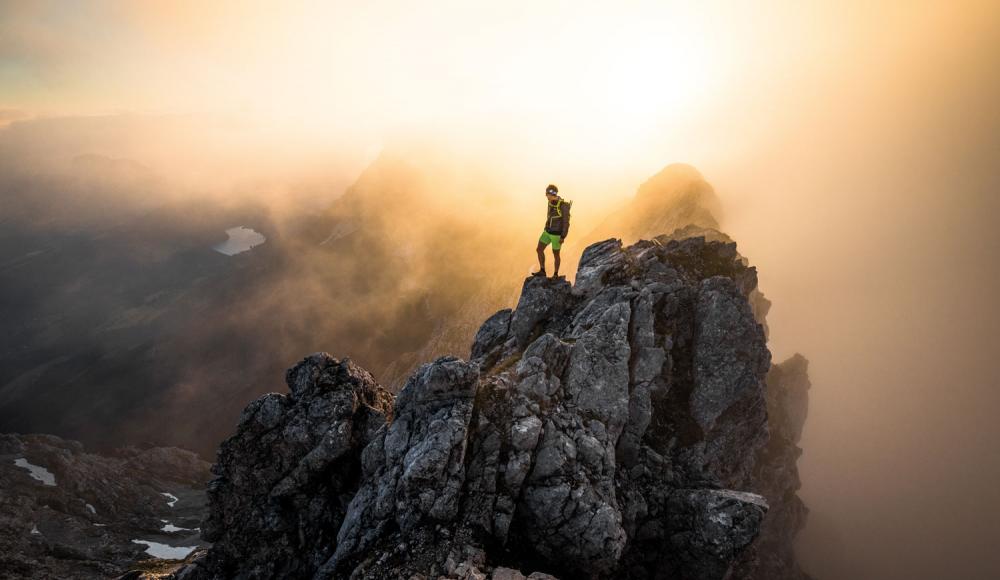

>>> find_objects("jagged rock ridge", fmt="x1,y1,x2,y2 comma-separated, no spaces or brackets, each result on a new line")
732,354,812,580
199,358,393,578
178,230,810,580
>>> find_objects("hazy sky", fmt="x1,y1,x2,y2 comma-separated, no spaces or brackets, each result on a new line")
5,1,983,188
2,2,999,579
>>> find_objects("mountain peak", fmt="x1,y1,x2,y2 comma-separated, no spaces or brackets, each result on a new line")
582,163,723,248
175,228,809,580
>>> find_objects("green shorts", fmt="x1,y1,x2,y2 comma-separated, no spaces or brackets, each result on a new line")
539,231,562,250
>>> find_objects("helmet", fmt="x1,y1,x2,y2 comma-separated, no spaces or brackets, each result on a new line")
545,184,559,195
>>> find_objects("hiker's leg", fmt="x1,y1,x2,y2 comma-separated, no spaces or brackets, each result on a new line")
553,249,561,276
536,241,546,271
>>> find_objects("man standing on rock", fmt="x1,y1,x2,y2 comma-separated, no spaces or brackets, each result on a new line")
534,184,571,278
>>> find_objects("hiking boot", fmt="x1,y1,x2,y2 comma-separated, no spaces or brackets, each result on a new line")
531,269,547,277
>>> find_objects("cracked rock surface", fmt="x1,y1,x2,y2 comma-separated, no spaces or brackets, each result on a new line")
178,230,810,580
193,355,393,579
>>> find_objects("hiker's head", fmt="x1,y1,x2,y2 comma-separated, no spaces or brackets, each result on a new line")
545,184,559,200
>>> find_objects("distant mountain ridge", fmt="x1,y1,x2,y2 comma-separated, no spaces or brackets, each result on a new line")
581,163,722,246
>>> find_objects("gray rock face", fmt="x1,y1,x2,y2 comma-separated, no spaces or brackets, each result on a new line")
322,356,479,576
179,230,809,580
573,238,634,297
195,354,393,579
731,354,814,580
509,276,574,349
653,489,768,580
471,309,512,363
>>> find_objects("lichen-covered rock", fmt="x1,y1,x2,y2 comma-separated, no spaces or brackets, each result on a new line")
180,229,809,580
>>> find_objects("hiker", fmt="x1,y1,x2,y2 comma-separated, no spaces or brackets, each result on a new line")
534,184,571,278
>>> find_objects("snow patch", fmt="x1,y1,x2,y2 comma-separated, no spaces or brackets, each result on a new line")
161,492,179,507
131,540,197,560
14,458,56,486
30,524,40,535
86,503,96,514
160,519,196,533
213,226,266,256
94,523,106,527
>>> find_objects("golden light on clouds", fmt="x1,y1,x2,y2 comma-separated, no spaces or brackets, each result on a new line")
3,0,997,252
2,0,996,197
0,1,896,157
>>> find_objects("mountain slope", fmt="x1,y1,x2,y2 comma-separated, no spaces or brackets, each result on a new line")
0,434,210,579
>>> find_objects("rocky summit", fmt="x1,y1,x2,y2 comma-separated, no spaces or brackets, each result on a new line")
174,229,811,580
